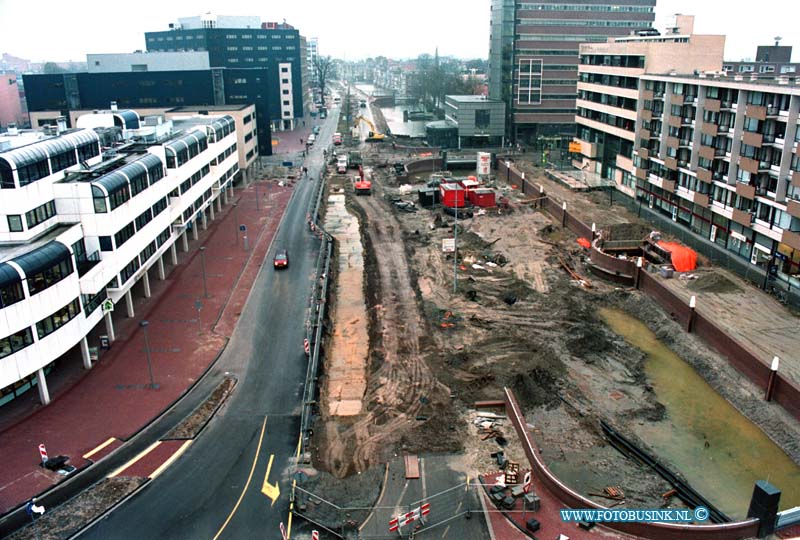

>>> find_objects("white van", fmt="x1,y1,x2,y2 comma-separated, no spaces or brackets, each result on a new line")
307,134,316,145
337,156,348,174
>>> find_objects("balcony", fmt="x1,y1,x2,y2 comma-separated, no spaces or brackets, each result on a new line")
701,123,719,137
616,154,634,172
704,98,721,113
692,192,710,207
766,106,781,118
720,100,735,110
669,94,683,106
576,139,599,158
684,95,698,104
639,128,651,140
793,170,800,188
787,198,800,219
781,229,800,250
664,156,678,170
739,156,760,174
668,115,681,128
638,147,650,159
635,166,648,180
745,104,767,120
641,89,654,101
742,131,763,147
679,138,693,148
680,116,695,126
641,108,652,121
735,182,756,199
699,145,715,160
718,124,731,134
731,208,754,227
665,136,679,149
697,167,712,183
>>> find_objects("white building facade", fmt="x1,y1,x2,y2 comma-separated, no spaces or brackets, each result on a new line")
0,109,240,407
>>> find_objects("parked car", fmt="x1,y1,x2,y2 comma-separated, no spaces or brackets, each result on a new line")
313,126,321,135
273,249,289,269
333,132,342,145
337,156,348,174
307,134,316,145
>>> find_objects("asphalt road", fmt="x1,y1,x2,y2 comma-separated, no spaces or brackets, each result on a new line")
77,110,340,540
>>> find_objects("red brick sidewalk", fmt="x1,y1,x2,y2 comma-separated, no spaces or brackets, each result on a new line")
0,179,292,513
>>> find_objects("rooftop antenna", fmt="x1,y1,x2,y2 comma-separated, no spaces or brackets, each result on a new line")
774,36,782,46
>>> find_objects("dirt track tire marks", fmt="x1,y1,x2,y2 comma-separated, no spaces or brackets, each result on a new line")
317,174,450,477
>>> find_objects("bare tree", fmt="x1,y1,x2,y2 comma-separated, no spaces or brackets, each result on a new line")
313,55,335,102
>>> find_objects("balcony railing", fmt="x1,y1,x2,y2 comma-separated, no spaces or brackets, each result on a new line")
76,251,101,277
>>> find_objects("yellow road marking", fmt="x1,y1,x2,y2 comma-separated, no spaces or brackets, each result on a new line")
261,454,280,505
213,416,268,540
287,433,302,539
148,440,192,479
107,441,161,478
83,437,117,460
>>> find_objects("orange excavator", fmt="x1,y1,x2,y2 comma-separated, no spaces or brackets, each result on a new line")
354,165,371,195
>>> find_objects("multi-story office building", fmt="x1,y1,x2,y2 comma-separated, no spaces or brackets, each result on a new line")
23,68,271,159
633,75,800,287
723,43,800,78
488,0,656,145
0,109,241,407
0,72,26,129
574,15,724,196
145,14,309,132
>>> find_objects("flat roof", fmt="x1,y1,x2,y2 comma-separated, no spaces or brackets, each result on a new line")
167,104,252,112
642,73,800,93
0,224,77,262
446,95,502,104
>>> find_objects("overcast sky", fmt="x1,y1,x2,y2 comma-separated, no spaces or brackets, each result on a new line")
0,0,798,63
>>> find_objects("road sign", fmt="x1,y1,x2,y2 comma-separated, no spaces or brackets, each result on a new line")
279,522,287,540
102,299,114,313
311,531,319,540
523,471,532,493
239,224,247,232
568,141,582,153
303,338,310,356
38,444,48,463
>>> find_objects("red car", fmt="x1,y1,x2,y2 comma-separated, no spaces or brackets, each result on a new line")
273,249,289,269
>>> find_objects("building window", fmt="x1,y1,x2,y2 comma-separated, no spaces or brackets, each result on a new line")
281,67,289,73
517,59,543,104
759,65,775,73
27,257,74,296
281,78,289,84
25,200,56,229
36,298,81,339
0,281,24,308
475,110,490,129
0,327,34,359
7,215,23,232
739,65,754,73
282,90,289,95
99,236,113,251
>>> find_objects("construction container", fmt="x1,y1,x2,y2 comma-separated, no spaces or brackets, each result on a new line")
439,183,466,208
471,188,496,208
461,178,481,191
417,187,440,208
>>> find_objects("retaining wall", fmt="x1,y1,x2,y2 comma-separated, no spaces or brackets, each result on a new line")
495,160,800,422
503,388,760,540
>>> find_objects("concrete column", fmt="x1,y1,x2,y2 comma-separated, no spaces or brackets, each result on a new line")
158,256,166,280
104,311,116,342
216,195,222,213
192,221,199,241
142,271,151,298
170,243,178,265
80,337,92,370
223,187,229,205
209,202,215,221
201,211,208,231
36,368,50,406
181,231,189,252
125,290,134,318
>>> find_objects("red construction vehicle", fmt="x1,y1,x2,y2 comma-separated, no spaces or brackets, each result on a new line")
354,165,371,195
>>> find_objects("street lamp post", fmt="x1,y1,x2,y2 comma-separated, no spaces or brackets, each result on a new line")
454,203,459,293
233,203,239,246
199,246,208,298
140,321,156,389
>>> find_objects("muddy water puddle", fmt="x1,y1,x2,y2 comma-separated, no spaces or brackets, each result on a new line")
600,307,800,519
323,193,368,416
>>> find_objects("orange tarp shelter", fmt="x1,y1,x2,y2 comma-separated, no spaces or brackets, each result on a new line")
657,241,697,272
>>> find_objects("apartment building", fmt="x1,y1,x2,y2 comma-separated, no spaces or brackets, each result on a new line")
0,109,240,408
723,43,800,78
634,75,800,288
488,0,656,145
574,15,724,197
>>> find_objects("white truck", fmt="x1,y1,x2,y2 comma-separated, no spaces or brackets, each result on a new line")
337,155,348,174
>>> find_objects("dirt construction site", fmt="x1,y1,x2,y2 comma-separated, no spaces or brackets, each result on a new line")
306,107,800,524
